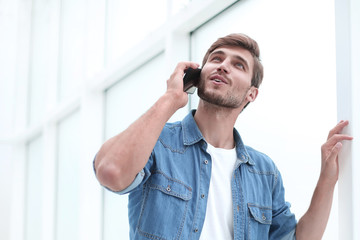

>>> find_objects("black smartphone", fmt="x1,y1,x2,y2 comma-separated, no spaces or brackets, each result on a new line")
183,68,201,94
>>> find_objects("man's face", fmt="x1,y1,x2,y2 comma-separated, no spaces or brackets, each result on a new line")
197,46,258,109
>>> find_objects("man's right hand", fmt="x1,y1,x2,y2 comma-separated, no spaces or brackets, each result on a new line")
165,62,200,109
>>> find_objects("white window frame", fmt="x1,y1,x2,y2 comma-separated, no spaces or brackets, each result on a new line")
335,0,360,239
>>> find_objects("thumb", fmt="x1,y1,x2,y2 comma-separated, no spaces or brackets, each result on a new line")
327,142,342,161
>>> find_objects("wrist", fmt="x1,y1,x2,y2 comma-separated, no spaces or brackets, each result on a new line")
162,90,188,110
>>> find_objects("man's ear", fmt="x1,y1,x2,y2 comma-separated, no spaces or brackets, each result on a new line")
247,86,259,102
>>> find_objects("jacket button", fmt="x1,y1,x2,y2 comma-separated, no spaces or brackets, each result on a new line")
201,194,205,198
166,186,171,192
204,160,208,164
194,228,198,232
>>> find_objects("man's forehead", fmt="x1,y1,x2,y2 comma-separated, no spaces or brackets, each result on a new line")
210,46,251,56
209,46,254,68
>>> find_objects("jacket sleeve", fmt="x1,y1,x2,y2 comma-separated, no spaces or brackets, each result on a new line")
92,149,154,195
269,166,297,240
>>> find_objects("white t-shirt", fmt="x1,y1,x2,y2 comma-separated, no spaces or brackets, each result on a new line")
199,143,237,240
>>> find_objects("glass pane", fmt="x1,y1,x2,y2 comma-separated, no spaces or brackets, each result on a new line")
105,0,167,64
103,53,166,240
28,0,50,125
58,0,86,101
25,136,43,240
85,1,106,80
56,111,81,240
190,0,337,239
170,0,190,15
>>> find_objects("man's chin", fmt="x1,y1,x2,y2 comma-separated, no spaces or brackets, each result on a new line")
199,95,240,109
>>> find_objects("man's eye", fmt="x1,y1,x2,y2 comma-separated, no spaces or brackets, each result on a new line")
236,63,244,69
212,57,221,62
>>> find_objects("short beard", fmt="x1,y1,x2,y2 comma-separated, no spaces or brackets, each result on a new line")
197,83,248,109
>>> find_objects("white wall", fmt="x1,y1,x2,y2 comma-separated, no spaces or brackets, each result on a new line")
0,0,357,239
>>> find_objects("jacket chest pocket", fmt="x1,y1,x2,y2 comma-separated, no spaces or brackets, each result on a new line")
137,171,192,240
247,203,272,239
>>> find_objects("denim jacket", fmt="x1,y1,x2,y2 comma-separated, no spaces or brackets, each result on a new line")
112,110,297,240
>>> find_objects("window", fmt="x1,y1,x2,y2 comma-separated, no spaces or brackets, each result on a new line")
25,136,43,240
103,53,166,240
56,111,81,240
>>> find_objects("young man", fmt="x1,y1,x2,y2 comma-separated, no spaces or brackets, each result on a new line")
94,33,352,239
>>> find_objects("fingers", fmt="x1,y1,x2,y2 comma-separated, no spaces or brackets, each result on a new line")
172,62,200,77
326,120,353,145
179,61,200,70
324,134,353,148
327,120,350,139
329,141,342,157
322,120,353,155
167,62,200,92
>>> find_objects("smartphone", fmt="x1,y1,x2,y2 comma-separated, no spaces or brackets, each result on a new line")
183,68,201,94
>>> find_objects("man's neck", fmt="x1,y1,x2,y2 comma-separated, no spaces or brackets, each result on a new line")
194,101,241,149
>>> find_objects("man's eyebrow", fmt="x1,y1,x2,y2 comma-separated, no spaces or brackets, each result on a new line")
209,50,225,57
209,50,250,70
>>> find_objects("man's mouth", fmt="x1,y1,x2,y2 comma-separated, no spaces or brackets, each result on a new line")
210,75,228,84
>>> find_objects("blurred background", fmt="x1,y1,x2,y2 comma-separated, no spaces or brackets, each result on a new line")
0,0,358,239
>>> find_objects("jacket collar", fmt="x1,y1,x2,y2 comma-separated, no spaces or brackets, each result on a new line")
181,110,204,146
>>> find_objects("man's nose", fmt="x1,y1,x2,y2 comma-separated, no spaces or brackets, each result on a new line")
217,60,230,73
